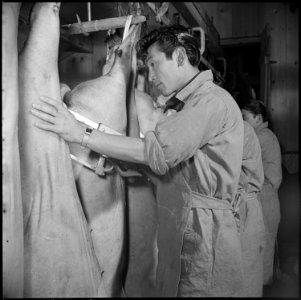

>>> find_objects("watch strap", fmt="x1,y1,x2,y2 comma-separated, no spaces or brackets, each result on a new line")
81,127,93,149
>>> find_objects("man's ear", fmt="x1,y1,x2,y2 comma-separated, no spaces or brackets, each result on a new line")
255,114,263,125
176,47,186,67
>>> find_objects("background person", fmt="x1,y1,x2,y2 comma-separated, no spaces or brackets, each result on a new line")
237,121,265,296
241,99,282,286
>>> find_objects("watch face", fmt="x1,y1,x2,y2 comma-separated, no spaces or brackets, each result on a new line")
86,127,93,134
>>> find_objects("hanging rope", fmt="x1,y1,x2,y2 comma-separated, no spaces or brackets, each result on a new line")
122,14,133,41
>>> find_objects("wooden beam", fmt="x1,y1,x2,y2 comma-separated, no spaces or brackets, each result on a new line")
62,15,146,35
221,35,261,47
199,56,224,84
18,18,93,55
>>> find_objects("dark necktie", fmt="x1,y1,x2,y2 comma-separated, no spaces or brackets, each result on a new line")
163,96,184,113
163,71,201,113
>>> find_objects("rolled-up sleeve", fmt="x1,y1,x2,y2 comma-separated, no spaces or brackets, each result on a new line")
144,130,169,175
144,93,227,175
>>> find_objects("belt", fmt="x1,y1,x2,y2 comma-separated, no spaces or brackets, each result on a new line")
190,191,241,232
190,191,233,210
236,189,258,201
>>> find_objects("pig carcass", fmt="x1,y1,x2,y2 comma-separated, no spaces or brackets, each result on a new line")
2,3,24,297
18,3,106,297
123,86,161,296
63,24,141,296
114,36,160,295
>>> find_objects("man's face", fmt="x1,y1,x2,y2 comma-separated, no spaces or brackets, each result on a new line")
146,43,180,97
241,109,261,129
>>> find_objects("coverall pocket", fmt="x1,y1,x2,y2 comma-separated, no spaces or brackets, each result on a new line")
178,208,214,296
210,210,244,296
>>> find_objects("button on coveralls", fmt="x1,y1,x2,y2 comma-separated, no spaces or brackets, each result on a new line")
255,122,282,285
237,121,265,296
144,70,245,297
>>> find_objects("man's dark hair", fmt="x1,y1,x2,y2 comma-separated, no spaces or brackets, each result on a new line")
136,25,201,67
242,99,268,122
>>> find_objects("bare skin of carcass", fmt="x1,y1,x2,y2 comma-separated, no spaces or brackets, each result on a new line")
3,3,24,297
61,24,140,297
18,3,106,297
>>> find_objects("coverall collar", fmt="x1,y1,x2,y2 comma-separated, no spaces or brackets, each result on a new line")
255,121,268,133
176,70,213,102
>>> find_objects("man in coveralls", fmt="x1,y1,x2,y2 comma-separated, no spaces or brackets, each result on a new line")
237,120,266,296
31,25,245,297
242,99,282,286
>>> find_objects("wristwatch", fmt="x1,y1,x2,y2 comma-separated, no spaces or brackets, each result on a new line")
81,127,93,149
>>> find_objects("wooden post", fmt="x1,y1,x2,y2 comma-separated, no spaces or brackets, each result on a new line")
62,15,146,35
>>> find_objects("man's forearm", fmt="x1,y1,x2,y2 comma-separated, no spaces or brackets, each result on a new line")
78,126,148,165
30,95,149,165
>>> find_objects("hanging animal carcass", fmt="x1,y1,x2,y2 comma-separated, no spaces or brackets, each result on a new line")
18,3,106,297
3,3,24,297
62,22,141,296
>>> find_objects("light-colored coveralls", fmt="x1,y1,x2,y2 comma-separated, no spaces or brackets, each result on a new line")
255,122,282,285
143,70,245,297
237,121,265,296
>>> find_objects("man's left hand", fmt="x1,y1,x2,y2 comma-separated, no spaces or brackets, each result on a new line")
31,96,84,144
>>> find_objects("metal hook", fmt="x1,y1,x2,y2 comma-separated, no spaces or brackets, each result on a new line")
191,27,206,55
95,156,114,176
